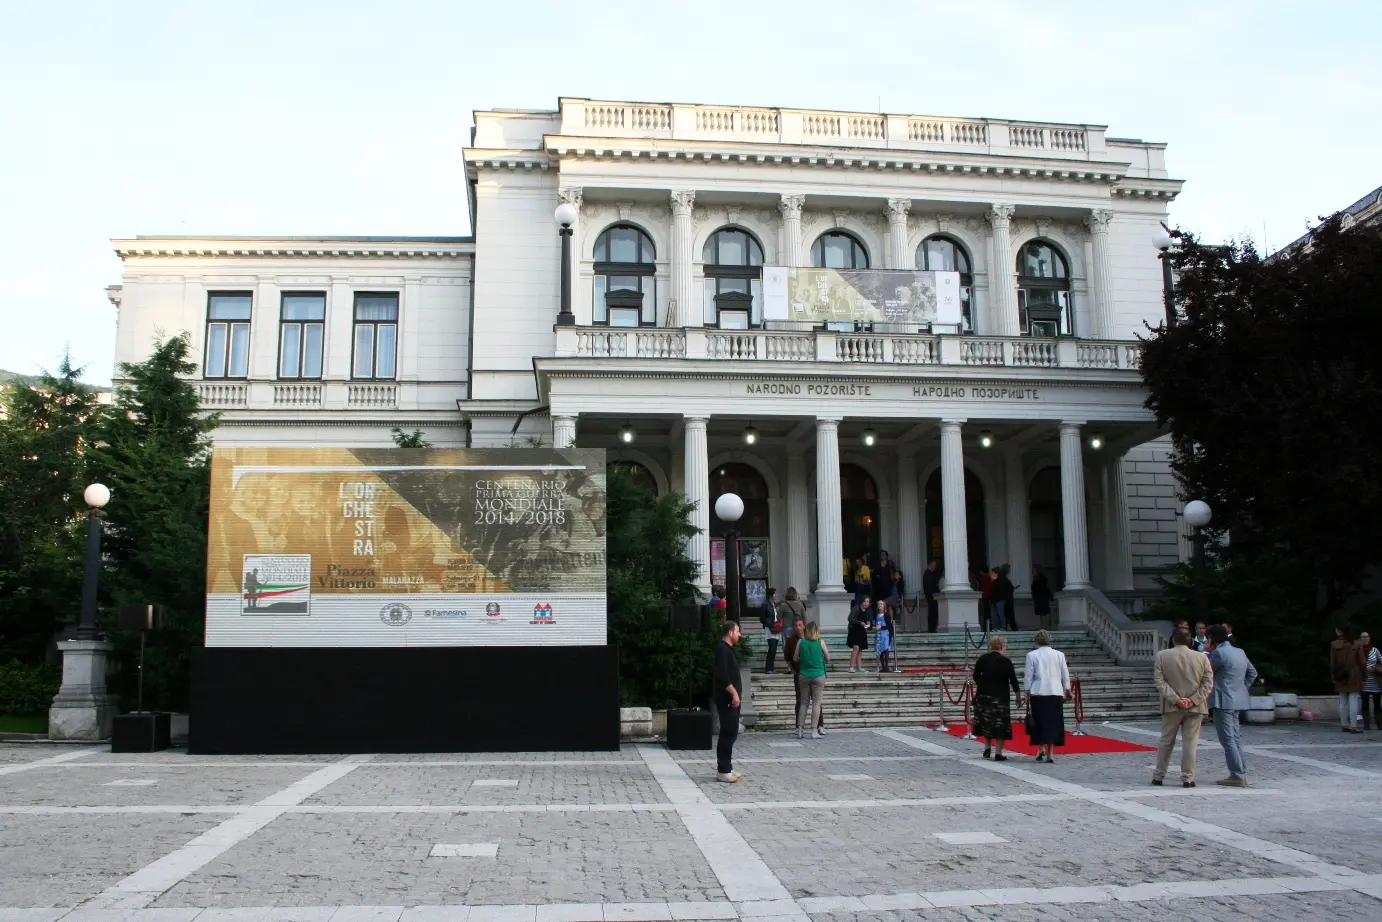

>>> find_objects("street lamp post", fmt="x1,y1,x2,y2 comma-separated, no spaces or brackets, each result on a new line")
1153,227,1177,328
78,483,111,640
715,493,745,624
554,203,578,326
1184,500,1212,625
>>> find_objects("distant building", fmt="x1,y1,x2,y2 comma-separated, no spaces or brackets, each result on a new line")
1278,183,1382,256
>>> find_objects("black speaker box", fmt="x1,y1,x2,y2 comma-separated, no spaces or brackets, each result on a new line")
666,707,713,750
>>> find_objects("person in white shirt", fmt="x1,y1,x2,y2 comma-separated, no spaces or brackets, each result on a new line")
1023,629,1072,763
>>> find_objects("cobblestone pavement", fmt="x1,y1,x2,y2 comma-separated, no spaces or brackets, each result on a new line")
1,720,1379,921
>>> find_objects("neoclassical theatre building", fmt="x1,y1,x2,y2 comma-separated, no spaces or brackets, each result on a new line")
108,96,1188,630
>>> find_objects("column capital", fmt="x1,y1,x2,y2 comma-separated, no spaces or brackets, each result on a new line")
558,186,584,209
1059,420,1086,432
670,190,696,216
988,202,1016,225
939,418,967,430
1083,208,1113,231
885,197,911,221
814,416,843,429
683,414,709,427
778,194,806,218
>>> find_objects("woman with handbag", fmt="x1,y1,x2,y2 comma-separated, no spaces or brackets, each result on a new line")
1023,629,1072,763
760,588,783,673
973,635,1022,761
846,597,871,673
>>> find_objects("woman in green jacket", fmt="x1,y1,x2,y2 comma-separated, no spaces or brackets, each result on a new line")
794,621,832,739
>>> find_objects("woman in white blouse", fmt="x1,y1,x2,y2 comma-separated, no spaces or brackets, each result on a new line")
1023,630,1072,763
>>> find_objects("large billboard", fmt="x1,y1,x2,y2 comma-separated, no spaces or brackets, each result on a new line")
206,447,607,647
763,267,962,326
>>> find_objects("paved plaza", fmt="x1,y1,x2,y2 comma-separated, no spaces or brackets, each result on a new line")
2,720,1381,922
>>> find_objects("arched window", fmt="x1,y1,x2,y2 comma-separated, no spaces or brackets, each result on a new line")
916,235,974,332
702,228,764,329
593,224,656,327
1016,241,1071,337
611,460,659,497
811,231,869,269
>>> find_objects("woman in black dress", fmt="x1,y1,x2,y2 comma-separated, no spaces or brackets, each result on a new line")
846,598,871,673
1031,564,1054,630
972,634,1022,761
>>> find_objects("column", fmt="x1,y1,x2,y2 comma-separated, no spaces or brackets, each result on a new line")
552,415,576,449
987,203,1020,336
684,416,711,596
779,194,805,268
886,198,911,270
895,449,923,596
670,190,697,326
1103,456,1135,591
1003,445,1031,596
1084,208,1116,338
558,187,583,321
814,419,844,592
939,421,970,589
786,450,811,596
1059,422,1091,589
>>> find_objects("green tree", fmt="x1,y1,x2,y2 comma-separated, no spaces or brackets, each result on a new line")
390,428,431,448
0,355,101,663
604,463,719,708
89,336,218,710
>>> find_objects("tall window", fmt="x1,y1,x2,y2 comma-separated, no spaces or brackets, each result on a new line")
278,293,326,379
204,292,251,378
702,227,764,329
593,224,656,327
1016,241,1071,337
352,293,398,379
811,231,869,269
916,235,974,332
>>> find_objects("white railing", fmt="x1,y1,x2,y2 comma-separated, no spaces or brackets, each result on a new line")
577,330,628,358
891,338,939,364
764,334,813,361
635,330,683,358
347,383,397,408
196,383,247,408
1080,587,1171,665
1078,343,1120,369
837,335,884,363
960,339,1005,366
1011,340,1057,367
272,383,322,407
707,332,758,360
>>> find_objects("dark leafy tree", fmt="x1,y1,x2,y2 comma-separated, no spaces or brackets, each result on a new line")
390,428,431,448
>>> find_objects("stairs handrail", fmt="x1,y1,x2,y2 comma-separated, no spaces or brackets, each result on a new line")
1076,586,1174,665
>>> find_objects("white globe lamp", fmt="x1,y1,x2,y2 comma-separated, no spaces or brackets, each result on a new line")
714,492,744,524
84,483,111,509
1184,500,1212,529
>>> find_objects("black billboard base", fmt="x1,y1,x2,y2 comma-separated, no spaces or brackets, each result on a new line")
190,646,621,754
112,712,171,753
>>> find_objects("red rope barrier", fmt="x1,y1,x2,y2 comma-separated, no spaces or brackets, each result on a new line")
962,680,974,727
938,676,970,706
1072,678,1085,727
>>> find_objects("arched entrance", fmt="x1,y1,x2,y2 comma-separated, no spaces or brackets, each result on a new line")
711,463,770,612
1029,467,1065,589
924,468,987,579
610,460,658,497
840,463,880,570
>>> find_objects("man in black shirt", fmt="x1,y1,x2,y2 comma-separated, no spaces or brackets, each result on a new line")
713,619,743,782
922,560,942,634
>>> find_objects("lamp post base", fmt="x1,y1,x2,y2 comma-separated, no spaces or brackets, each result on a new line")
49,639,116,742
556,314,576,326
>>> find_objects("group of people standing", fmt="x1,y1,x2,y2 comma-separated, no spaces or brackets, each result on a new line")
1331,625,1380,732
970,630,1072,762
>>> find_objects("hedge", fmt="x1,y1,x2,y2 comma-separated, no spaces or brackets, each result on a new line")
0,661,60,715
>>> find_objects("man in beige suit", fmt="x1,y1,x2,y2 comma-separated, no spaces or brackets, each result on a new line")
1152,629,1215,787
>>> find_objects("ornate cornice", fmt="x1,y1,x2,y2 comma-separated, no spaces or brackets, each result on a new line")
114,238,473,260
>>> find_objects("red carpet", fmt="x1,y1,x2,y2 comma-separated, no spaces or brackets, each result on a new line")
942,723,1155,756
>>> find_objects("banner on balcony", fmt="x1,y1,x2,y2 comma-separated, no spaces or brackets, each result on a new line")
762,267,961,326
205,447,607,648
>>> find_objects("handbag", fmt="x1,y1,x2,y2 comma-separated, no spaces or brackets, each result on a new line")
770,617,784,635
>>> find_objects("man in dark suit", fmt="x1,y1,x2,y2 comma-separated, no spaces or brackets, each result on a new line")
922,559,941,634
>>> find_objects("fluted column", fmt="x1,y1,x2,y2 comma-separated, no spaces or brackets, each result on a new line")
1103,456,1135,591
1084,208,1116,338
670,190,697,327
1059,422,1091,589
786,450,811,596
987,203,1020,336
552,415,576,449
886,198,911,270
779,194,805,268
684,416,711,596
939,420,970,589
814,418,844,592
895,448,922,595
1003,445,1031,594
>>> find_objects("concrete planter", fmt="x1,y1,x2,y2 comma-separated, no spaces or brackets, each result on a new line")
650,709,667,738
619,707,653,740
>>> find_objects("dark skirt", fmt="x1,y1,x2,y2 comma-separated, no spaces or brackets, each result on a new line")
972,692,1012,740
847,623,868,650
1027,694,1067,746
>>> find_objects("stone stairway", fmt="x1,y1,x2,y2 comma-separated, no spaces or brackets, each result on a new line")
740,629,1160,730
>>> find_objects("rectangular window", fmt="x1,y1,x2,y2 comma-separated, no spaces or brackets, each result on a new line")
205,293,252,378
352,293,399,379
278,293,326,379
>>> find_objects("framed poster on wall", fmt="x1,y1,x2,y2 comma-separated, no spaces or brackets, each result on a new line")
740,539,769,580
744,579,768,609
710,539,726,584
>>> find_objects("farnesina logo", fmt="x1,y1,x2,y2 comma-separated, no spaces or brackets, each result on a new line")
531,603,555,624
379,602,413,625
424,609,468,619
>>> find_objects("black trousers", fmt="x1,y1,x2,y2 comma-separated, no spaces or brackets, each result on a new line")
716,701,739,774
927,599,939,633
1364,692,1382,729
765,637,778,673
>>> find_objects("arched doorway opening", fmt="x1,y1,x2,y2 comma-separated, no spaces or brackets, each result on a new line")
924,468,987,580
1028,467,1065,589
610,460,659,497
840,463,880,572
710,463,771,612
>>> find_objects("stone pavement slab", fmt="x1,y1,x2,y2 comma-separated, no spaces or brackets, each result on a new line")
0,766,322,807
300,765,667,808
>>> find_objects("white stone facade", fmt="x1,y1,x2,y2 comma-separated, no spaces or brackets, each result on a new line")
108,97,1189,627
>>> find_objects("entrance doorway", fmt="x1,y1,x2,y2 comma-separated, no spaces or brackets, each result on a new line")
840,463,880,574
710,463,770,613
924,467,988,580
1029,467,1065,589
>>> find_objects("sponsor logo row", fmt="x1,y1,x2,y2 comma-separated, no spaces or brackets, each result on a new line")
378,601,558,626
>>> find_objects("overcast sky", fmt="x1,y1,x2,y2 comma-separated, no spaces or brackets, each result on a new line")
3,0,1378,384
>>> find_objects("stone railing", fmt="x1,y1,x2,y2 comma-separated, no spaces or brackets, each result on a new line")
1079,587,1172,666
272,383,322,407
196,382,248,408
347,383,397,408
560,100,1104,159
557,327,1144,371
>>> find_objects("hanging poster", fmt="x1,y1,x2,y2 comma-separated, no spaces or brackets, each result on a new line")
763,268,962,326
710,539,726,584
740,539,769,580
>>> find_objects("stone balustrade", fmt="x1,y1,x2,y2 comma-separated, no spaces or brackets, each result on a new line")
557,326,1143,371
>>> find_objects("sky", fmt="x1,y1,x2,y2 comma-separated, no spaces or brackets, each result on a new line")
2,0,1379,385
